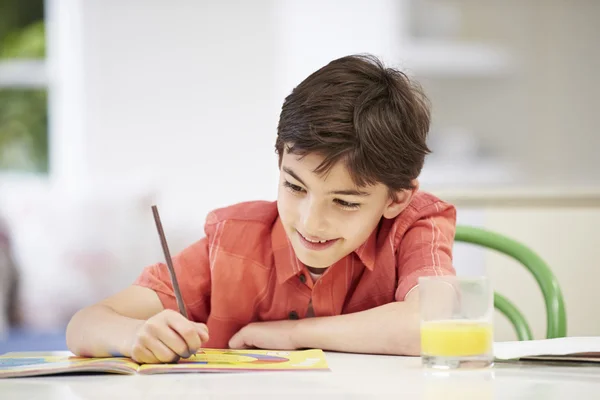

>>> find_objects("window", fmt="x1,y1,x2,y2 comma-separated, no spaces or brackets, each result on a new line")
0,0,47,173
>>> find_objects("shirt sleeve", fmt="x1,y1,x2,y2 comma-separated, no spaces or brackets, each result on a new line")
134,225,214,323
394,201,457,301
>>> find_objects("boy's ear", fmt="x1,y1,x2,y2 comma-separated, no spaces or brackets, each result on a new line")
382,180,419,219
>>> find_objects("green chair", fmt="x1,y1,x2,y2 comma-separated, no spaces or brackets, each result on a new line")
454,225,567,341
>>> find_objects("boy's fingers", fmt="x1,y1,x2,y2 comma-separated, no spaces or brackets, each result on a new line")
194,323,210,343
158,311,209,355
145,315,189,358
146,337,180,363
156,325,191,358
132,346,160,364
167,318,202,355
228,330,248,349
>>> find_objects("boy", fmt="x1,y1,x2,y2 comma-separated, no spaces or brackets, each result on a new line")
66,54,456,364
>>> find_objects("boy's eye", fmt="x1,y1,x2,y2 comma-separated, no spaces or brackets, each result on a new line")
334,199,361,210
283,180,305,193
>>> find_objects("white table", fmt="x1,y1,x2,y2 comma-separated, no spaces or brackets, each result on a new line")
1,352,599,399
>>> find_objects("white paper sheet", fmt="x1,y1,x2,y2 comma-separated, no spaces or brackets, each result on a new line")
494,337,600,362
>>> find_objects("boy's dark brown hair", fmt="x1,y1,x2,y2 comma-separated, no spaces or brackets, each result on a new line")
275,53,431,194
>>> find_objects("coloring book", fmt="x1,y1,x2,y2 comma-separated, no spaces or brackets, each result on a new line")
0,348,329,378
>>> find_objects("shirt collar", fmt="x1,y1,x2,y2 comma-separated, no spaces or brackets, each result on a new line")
272,218,303,284
354,226,377,271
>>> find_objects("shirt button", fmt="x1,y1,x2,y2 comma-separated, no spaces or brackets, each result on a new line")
288,311,299,320
299,273,307,284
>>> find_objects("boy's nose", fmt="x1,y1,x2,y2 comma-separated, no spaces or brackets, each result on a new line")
301,200,328,234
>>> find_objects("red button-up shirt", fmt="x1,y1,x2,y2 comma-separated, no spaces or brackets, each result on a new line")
135,191,456,348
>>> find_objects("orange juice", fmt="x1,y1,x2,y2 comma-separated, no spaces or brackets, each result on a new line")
421,320,493,357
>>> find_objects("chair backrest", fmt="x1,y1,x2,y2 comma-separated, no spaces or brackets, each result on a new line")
454,225,567,340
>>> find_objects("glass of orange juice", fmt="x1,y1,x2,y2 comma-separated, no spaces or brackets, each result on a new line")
418,276,493,369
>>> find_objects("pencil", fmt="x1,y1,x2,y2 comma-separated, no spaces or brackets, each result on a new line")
151,205,188,318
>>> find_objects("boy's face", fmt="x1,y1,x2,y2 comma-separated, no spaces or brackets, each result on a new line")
277,150,414,270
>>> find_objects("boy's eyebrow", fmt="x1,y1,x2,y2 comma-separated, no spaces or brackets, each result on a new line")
283,166,307,186
282,166,370,196
330,188,370,196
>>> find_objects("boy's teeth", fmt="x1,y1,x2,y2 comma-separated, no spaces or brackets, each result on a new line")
304,235,327,243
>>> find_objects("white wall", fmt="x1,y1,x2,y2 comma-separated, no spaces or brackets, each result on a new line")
47,0,413,252
422,0,600,186
80,0,281,242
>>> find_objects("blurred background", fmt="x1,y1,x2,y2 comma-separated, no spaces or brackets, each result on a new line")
0,0,598,351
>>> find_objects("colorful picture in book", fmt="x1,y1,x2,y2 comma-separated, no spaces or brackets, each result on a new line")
0,358,49,368
179,350,291,365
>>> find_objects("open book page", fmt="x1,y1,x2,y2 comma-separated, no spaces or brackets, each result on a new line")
139,349,330,374
494,337,600,362
1,349,330,378
0,351,139,378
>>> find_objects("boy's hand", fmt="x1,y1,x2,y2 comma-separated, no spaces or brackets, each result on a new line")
130,309,209,364
229,320,299,350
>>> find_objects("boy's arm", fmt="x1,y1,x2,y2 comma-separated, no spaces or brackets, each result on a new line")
229,283,421,355
230,201,455,355
66,286,165,357
295,290,421,355
66,237,212,359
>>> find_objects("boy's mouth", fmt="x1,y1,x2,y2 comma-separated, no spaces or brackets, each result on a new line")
297,230,339,250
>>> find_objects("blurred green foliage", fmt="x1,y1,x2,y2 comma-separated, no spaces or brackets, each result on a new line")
0,0,47,172
0,89,47,171
1,20,45,58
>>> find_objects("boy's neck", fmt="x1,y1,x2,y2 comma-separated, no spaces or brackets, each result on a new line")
306,265,327,276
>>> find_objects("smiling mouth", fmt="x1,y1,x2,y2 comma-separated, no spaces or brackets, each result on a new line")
298,231,333,243
297,230,339,250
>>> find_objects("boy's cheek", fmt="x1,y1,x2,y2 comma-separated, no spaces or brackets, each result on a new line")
277,198,297,226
